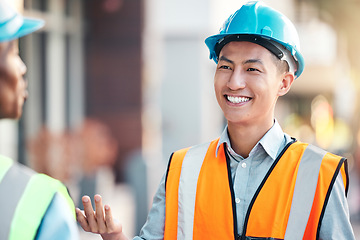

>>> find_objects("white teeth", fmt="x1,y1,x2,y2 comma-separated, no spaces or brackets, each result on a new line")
227,95,250,103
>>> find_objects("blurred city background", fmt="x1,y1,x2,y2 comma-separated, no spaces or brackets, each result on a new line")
2,0,360,238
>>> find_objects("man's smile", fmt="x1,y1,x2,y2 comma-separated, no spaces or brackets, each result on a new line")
225,95,251,104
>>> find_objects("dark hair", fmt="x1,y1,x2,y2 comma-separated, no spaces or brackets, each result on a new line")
271,54,289,74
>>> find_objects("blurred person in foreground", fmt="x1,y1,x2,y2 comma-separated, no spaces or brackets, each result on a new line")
76,1,355,239
0,1,79,239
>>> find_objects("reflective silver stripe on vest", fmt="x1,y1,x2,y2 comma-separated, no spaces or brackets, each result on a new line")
0,163,35,240
284,144,326,240
177,142,210,240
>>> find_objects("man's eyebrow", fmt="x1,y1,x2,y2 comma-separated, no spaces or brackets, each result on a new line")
218,57,264,66
218,56,234,64
243,59,263,65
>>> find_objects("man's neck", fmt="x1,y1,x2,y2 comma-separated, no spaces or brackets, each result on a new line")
227,120,274,158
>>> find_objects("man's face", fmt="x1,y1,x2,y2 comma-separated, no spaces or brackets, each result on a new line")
214,41,288,128
0,40,27,119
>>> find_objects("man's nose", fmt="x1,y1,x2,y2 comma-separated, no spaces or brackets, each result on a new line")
20,59,27,76
226,69,246,90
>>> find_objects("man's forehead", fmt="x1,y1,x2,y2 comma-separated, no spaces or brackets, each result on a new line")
0,40,16,55
219,41,273,59
0,41,7,53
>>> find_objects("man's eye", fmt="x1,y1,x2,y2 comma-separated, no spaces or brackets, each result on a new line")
247,68,258,72
219,65,231,70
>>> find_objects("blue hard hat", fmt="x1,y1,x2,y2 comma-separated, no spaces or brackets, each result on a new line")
0,0,44,42
205,1,305,78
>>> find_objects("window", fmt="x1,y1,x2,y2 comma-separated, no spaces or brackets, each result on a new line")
18,0,84,165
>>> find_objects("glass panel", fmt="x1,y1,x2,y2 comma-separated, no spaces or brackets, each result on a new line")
65,0,72,16
31,0,48,11
65,34,71,128
39,32,48,125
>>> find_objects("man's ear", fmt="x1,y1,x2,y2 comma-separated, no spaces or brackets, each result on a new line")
278,72,294,96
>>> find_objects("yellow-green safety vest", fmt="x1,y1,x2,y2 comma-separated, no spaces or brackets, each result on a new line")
0,155,75,240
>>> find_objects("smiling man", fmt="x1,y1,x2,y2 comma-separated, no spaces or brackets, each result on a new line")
77,1,355,239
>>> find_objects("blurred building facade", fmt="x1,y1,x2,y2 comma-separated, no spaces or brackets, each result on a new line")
0,0,143,182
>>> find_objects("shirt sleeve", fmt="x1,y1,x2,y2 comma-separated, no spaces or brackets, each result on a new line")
133,173,167,240
36,192,80,240
319,172,355,240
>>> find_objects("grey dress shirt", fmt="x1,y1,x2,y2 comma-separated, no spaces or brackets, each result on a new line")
134,120,355,240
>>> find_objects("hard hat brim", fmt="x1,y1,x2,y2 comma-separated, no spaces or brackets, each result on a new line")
205,33,305,78
13,17,44,40
0,17,44,42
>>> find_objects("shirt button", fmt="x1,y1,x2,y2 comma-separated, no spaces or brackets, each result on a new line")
235,198,241,204
241,162,247,168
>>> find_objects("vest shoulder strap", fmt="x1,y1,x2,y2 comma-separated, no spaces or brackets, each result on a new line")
284,143,326,240
245,141,346,239
11,173,75,240
165,141,211,240
165,139,235,240
0,158,35,240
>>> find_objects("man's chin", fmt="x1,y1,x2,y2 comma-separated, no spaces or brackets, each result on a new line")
13,108,24,120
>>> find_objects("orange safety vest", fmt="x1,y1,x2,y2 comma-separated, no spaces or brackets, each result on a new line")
164,139,348,240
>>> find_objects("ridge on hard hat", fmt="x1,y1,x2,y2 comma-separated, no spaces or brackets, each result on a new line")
205,1,305,78
0,0,44,42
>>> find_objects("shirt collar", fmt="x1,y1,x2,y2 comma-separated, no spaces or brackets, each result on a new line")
216,119,285,160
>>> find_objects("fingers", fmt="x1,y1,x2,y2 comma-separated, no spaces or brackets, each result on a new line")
94,194,107,233
104,204,116,232
104,204,123,236
76,194,122,236
82,195,99,233
76,208,91,232
77,194,114,234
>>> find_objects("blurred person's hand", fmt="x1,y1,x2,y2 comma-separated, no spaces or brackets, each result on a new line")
76,194,128,240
